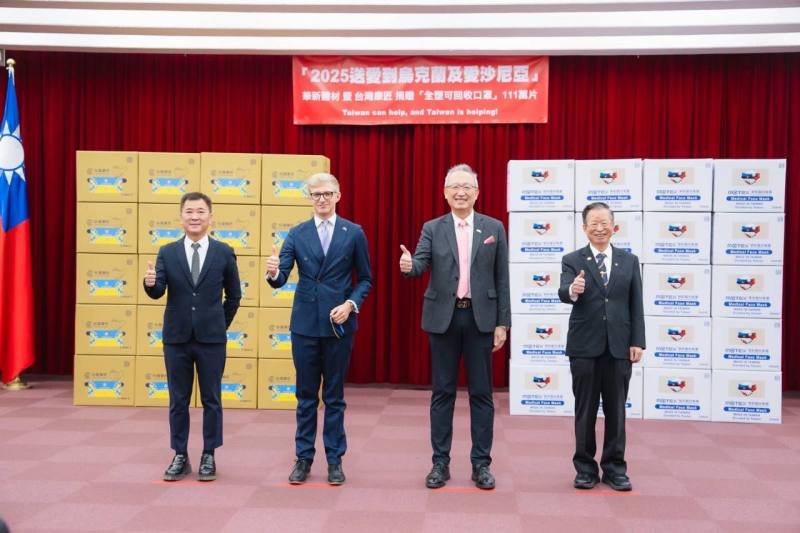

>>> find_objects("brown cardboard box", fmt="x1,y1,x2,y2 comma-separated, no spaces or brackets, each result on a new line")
258,307,292,359
134,355,197,407
261,154,330,206
138,152,200,204
236,256,261,307
73,355,135,406
201,152,262,205
76,151,138,203
76,253,138,305
257,358,297,410
221,358,258,409
76,203,137,254
74,304,136,356
259,263,297,308
226,308,259,358
209,204,260,256
260,205,311,256
138,204,183,255
136,305,165,356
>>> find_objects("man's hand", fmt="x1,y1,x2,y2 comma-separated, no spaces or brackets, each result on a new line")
492,326,507,352
265,245,279,278
330,302,353,325
571,269,586,296
399,244,412,274
629,346,643,363
144,260,156,287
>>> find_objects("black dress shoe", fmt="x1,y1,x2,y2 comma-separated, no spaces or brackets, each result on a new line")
573,472,599,489
289,459,312,484
602,473,632,492
471,465,496,490
197,453,216,482
328,463,345,485
163,454,191,481
425,462,450,489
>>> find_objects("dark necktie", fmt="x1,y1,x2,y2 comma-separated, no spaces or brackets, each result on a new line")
596,252,608,286
191,242,201,285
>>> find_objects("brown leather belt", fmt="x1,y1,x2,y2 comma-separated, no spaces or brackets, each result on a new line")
455,298,472,309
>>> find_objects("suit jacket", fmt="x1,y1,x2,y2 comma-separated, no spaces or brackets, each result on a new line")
406,212,511,334
268,216,372,338
143,236,241,344
558,244,646,359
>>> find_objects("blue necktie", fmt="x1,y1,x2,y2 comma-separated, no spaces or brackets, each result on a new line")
320,220,331,255
596,252,608,286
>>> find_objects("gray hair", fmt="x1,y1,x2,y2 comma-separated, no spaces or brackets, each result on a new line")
444,163,479,188
306,172,340,192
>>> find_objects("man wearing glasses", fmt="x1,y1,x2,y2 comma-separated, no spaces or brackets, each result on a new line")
399,164,511,490
265,172,372,485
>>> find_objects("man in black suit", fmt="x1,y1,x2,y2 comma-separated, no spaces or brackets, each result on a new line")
144,191,241,482
558,202,645,492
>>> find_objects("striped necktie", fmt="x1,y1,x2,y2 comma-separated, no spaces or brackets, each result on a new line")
596,252,608,286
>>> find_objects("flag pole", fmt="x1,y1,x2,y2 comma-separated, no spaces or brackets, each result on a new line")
2,57,30,391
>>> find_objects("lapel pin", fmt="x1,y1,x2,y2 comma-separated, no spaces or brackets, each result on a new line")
342,226,348,231
476,228,482,233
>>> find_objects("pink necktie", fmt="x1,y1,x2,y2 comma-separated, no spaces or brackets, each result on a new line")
456,220,470,299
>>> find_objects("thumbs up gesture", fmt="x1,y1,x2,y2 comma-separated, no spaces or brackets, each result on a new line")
265,245,280,278
572,269,586,296
399,244,413,274
144,260,157,287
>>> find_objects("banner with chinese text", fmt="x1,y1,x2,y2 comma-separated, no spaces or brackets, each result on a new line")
293,56,548,125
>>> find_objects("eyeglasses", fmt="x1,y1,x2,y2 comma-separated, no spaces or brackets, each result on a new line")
310,191,338,201
586,221,613,229
330,315,345,339
446,184,477,192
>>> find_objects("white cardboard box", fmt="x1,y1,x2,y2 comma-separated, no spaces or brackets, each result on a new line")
643,367,711,421
711,265,783,319
574,159,642,212
509,363,574,416
713,159,786,213
643,159,713,211
507,160,575,212
599,366,643,419
712,317,782,372
509,212,575,263
510,314,570,365
642,316,712,369
711,370,781,424
643,264,711,317
642,212,712,264
510,263,573,315
574,211,643,258
712,213,785,266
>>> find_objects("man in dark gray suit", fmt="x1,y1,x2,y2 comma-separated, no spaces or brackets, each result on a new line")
558,202,645,492
400,164,511,490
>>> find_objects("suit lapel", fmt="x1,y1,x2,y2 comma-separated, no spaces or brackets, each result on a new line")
175,237,194,287
320,217,346,275
582,245,606,294
605,245,623,295
470,213,484,266
441,215,459,266
195,237,218,288
303,218,325,264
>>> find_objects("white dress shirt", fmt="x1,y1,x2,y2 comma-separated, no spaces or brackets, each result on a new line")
569,244,612,300
184,233,210,273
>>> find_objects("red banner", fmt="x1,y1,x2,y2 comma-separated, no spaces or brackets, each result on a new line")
293,56,548,125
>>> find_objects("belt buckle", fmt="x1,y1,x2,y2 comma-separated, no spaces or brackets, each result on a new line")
456,298,471,309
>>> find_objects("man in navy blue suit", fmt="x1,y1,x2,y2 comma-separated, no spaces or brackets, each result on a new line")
144,191,241,482
266,172,372,485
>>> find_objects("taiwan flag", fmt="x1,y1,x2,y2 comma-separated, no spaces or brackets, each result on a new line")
0,63,35,383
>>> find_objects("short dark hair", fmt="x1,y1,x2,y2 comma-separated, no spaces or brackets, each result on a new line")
180,191,212,211
581,202,614,224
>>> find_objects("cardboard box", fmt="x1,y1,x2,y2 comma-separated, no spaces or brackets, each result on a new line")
711,370,781,424
258,358,298,410
209,204,261,256
134,355,197,407
201,152,262,205
220,358,258,409
712,213,784,266
262,154,330,206
137,203,183,255
76,203,137,254
74,304,136,356
73,354,135,406
260,205,312,256
599,366,643,419
76,253,138,305
259,265,298,308
509,363,574,416
236,256,261,307
712,317,781,372
76,151,138,203
643,264,711,317
137,254,162,306
713,159,786,212
642,212,712,264
642,316,712,369
509,263,572,315
226,308,259,358
506,160,575,212
138,152,200,204
574,159,642,212
259,307,293,359
509,212,575,263
711,265,783,319
643,159,713,211
574,211,643,258
510,314,570,365
136,305,165,356
643,367,711,421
